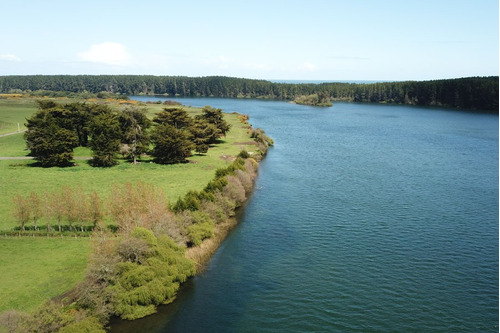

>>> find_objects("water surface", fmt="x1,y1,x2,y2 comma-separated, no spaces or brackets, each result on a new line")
114,98,498,332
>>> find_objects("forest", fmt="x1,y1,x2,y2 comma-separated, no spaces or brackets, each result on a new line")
0,75,497,112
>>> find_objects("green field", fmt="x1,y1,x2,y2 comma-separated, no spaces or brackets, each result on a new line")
0,237,91,312
0,97,255,313
0,97,37,135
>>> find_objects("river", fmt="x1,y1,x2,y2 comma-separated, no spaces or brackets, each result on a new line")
112,97,498,332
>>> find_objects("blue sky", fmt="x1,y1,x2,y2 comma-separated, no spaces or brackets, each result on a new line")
0,0,498,81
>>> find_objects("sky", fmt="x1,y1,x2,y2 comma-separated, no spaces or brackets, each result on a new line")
0,0,498,81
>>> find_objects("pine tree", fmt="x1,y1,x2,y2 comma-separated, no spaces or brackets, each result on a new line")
151,124,194,164
89,109,122,167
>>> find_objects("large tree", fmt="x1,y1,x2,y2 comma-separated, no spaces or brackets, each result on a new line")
150,123,194,164
25,106,78,167
196,106,231,142
119,106,151,164
189,118,218,155
88,108,122,167
65,102,92,147
153,107,193,129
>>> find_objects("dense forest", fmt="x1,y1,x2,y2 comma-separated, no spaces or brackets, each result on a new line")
0,75,497,112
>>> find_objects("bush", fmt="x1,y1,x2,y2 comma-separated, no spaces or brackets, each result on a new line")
204,178,228,194
106,229,195,320
187,221,215,246
58,316,105,333
235,169,254,194
0,310,29,333
200,200,227,224
238,150,250,159
223,176,246,206
20,301,74,333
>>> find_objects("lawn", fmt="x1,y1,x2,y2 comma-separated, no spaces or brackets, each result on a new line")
0,133,27,157
0,237,91,312
0,96,256,313
0,97,37,135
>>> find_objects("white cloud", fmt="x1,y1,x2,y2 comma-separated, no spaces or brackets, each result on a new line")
242,61,273,71
297,61,316,71
78,42,131,66
0,54,21,62
202,55,235,69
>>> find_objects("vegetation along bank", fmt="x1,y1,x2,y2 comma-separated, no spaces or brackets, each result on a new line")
0,95,273,332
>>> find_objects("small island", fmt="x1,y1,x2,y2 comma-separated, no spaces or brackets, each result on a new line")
292,92,333,107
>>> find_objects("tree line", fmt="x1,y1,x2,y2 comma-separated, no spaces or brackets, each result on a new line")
1,75,498,111
25,101,231,167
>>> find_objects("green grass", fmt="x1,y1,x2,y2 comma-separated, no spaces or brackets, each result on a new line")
0,97,257,313
0,133,28,157
0,98,37,135
0,112,253,231
0,237,91,312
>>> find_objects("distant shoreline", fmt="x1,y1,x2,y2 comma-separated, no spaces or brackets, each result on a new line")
0,75,497,112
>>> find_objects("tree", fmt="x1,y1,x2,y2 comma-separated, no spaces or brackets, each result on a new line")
196,106,231,142
47,190,65,232
119,107,151,164
25,108,78,167
28,191,42,230
66,102,92,147
12,194,30,231
74,187,90,232
150,124,194,164
88,191,104,230
89,109,122,167
62,186,79,231
153,107,193,129
189,118,218,155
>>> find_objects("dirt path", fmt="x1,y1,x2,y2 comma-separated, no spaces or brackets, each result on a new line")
0,156,33,160
0,130,26,138
0,156,92,161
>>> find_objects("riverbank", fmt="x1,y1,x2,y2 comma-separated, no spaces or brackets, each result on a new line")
185,217,239,273
0,112,273,333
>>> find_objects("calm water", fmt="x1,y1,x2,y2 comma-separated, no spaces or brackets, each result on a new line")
113,98,498,332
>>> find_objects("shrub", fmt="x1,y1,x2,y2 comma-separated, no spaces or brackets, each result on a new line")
223,176,246,206
131,227,157,247
0,310,29,333
19,301,74,333
204,177,228,194
116,237,152,264
238,150,250,159
106,229,195,320
235,169,254,194
214,192,236,218
200,200,227,224
58,316,105,333
187,221,215,246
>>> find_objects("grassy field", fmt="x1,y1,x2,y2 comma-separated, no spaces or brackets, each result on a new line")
0,133,28,157
0,97,256,313
0,97,37,135
0,99,253,230
0,237,91,312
